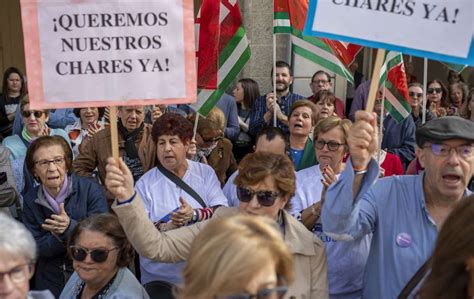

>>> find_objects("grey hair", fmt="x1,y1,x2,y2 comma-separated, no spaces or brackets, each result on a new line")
0,213,37,261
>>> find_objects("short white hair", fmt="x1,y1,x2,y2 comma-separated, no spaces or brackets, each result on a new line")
0,213,36,261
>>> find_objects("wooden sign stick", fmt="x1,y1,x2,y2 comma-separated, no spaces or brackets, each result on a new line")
365,48,386,113
109,106,120,161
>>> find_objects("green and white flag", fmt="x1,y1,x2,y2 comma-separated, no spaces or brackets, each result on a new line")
193,0,251,116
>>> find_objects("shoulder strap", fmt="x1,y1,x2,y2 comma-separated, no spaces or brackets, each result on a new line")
156,162,207,208
397,257,431,299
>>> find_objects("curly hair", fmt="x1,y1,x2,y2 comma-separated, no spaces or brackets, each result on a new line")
151,113,193,144
68,213,133,268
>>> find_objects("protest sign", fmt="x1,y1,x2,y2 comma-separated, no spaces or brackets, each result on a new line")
20,0,196,109
304,0,474,66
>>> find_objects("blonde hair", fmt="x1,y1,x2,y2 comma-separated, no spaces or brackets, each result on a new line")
206,107,226,131
290,100,318,126
313,116,352,146
178,215,294,299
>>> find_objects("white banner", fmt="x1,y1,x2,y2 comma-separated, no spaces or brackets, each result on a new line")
305,0,474,65
20,0,196,109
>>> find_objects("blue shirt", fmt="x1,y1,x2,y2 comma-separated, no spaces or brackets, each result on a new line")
322,158,470,299
248,92,304,136
292,165,370,298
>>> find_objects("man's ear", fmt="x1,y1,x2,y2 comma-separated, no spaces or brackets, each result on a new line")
289,75,294,85
416,146,425,168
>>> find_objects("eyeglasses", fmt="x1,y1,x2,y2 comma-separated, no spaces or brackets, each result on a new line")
424,143,474,159
236,186,280,207
0,263,33,284
427,88,442,94
70,246,119,263
220,286,288,299
21,110,44,118
409,91,423,98
34,157,65,169
312,79,329,85
315,140,346,151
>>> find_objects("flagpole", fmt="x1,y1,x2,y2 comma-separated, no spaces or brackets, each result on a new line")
422,58,428,124
273,33,277,127
365,49,386,113
377,87,385,164
193,113,200,140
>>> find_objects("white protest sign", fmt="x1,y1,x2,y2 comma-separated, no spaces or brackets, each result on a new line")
305,0,474,65
20,0,196,109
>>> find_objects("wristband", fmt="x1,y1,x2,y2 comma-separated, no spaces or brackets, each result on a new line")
116,191,136,206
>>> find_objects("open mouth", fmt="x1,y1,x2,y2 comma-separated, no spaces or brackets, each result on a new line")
442,174,461,185
293,123,303,128
47,176,60,181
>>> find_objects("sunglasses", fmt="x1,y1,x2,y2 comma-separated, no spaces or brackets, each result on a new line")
21,110,44,118
70,245,118,263
236,186,280,207
408,91,423,98
427,87,442,94
222,286,288,299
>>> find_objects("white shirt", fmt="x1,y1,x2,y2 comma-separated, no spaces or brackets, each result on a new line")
136,160,228,284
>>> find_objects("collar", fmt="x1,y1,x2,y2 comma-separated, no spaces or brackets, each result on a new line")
34,174,75,212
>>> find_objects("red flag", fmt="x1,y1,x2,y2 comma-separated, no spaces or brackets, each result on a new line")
196,0,220,89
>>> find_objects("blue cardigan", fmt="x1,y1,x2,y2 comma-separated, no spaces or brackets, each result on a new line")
22,174,108,297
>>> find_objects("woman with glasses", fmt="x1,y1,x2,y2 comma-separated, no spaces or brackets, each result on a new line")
191,107,238,186
21,136,108,297
3,95,72,196
409,83,436,129
60,213,149,299
106,151,329,298
288,100,318,171
179,215,293,299
426,79,451,117
0,213,55,299
291,116,371,298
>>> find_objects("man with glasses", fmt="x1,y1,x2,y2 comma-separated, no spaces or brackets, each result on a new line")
322,114,474,298
0,213,54,299
307,70,345,118
248,61,304,137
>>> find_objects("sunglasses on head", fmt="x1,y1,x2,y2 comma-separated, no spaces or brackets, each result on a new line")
21,110,44,118
70,245,118,263
408,91,423,98
427,87,442,94
236,186,280,207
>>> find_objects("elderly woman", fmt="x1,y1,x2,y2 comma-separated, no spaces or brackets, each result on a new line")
65,107,105,157
292,116,371,298
106,151,329,298
179,215,293,299
448,82,469,110
21,136,108,297
60,214,149,298
134,113,228,286
0,67,26,138
460,88,474,122
0,213,54,299
193,109,238,185
288,100,318,171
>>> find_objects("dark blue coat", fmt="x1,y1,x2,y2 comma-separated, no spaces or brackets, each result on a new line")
22,174,108,297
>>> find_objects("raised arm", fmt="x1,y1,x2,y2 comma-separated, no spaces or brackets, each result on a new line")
106,157,204,262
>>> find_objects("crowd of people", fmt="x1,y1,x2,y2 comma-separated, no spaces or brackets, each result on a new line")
0,61,473,299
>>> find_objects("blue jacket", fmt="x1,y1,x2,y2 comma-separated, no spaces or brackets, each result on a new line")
381,114,416,169
22,174,108,298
